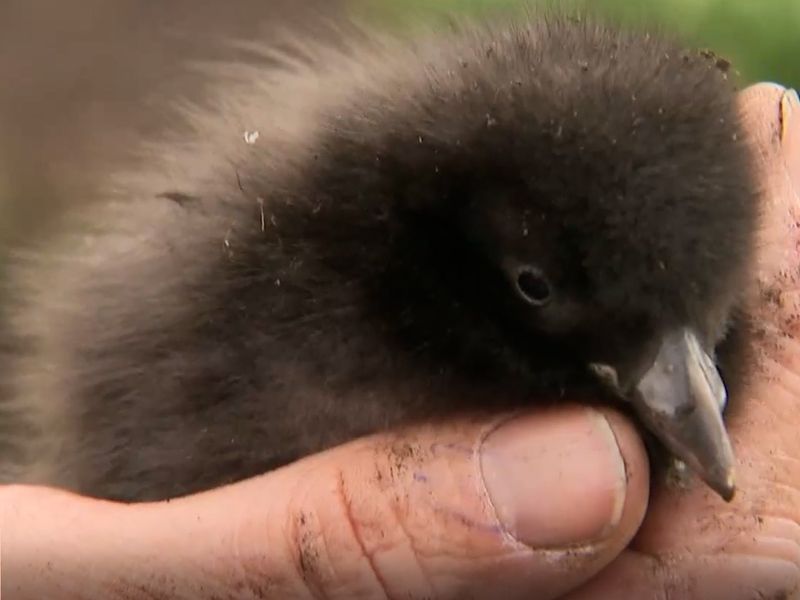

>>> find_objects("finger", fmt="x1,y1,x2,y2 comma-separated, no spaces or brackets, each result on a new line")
1,405,649,600
565,82,800,600
562,550,799,600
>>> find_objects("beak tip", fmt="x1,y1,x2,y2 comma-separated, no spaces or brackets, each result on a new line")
708,469,737,502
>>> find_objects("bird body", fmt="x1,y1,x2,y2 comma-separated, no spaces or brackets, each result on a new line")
0,14,758,501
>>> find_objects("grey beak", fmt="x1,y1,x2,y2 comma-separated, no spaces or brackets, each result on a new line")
631,329,736,501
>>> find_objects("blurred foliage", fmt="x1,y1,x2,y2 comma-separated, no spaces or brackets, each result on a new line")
349,0,800,89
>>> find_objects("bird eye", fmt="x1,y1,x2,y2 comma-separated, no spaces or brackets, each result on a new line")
515,267,552,306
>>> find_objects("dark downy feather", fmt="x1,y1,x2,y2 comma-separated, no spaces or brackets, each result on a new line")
0,13,758,501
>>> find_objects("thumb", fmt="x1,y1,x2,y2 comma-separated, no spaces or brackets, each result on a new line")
2,405,649,600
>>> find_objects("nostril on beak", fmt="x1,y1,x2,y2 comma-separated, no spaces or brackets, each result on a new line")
588,362,620,391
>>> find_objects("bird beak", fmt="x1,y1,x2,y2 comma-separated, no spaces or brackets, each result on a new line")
630,328,736,501
589,327,736,501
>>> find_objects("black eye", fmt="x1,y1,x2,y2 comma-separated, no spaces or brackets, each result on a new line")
515,267,551,306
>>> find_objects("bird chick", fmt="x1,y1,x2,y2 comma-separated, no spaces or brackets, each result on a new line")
0,14,758,502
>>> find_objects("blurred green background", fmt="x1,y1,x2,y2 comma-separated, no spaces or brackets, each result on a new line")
351,0,800,89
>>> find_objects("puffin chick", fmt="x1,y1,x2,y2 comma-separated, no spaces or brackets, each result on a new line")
0,14,759,502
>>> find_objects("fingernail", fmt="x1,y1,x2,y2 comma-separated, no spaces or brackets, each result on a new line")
780,88,799,193
480,407,627,549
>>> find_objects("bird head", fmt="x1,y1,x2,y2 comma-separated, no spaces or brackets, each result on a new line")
302,19,759,499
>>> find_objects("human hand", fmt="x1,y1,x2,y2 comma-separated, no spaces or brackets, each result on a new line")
2,83,798,600
564,83,800,599
1,405,649,599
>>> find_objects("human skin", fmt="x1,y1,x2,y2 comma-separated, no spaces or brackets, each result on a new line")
1,82,798,600
564,82,800,600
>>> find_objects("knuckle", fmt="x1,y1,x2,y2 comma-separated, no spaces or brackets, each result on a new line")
282,467,393,600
